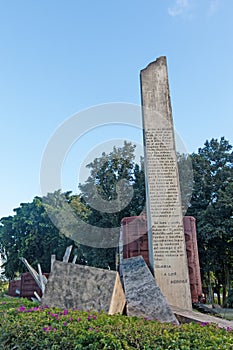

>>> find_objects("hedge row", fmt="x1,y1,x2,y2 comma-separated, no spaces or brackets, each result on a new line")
0,297,233,349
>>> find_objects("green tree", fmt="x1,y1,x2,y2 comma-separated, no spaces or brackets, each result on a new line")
187,137,233,304
79,141,146,270
0,191,87,279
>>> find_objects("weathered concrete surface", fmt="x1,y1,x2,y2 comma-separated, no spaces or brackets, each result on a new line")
41,261,125,314
140,56,192,310
121,256,179,324
171,305,233,328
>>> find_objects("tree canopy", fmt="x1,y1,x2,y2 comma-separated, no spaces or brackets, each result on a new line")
0,142,145,277
187,137,233,304
0,191,87,279
78,141,145,269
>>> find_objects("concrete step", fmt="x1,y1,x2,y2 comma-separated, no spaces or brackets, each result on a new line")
171,305,233,328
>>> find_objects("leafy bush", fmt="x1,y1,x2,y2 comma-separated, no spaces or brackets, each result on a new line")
0,281,8,297
0,297,233,349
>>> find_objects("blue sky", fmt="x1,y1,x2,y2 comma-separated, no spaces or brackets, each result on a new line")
0,0,233,219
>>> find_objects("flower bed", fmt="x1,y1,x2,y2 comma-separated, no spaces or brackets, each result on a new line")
0,297,233,349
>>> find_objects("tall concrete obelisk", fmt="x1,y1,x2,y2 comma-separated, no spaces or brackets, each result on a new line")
140,56,192,310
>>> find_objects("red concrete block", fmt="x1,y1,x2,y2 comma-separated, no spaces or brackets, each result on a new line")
183,216,202,302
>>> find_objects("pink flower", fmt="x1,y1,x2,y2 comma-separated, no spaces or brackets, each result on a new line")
18,306,26,312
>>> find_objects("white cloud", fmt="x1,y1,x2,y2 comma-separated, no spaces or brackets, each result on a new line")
208,0,220,15
168,0,190,17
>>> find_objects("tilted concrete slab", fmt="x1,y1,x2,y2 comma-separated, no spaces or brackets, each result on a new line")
41,261,125,314
121,256,179,324
171,305,233,328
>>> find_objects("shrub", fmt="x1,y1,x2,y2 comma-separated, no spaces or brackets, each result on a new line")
0,297,233,349
0,281,8,297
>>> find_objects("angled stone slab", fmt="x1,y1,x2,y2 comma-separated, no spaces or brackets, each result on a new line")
41,261,125,314
122,256,178,324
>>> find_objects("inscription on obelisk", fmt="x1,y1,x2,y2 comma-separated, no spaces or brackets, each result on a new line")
140,56,192,310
